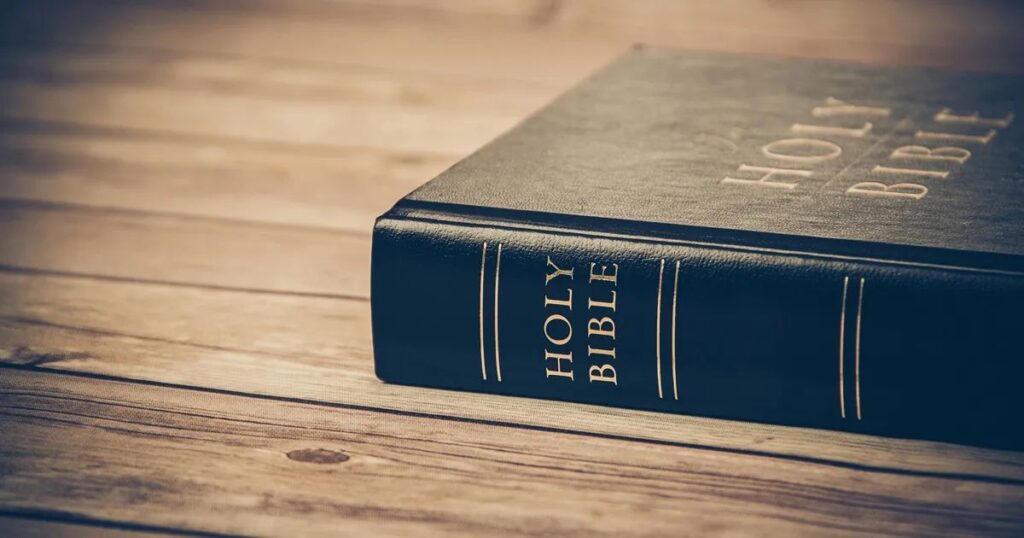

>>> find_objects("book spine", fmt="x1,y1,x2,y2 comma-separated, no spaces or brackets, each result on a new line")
371,212,1024,449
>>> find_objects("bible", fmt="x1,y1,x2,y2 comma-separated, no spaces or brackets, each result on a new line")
371,47,1024,449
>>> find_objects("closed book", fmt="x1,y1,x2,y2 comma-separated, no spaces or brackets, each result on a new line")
371,47,1023,449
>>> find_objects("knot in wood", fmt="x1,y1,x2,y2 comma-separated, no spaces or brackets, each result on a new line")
286,448,350,464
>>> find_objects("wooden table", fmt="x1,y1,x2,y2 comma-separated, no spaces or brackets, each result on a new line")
1,1,1022,536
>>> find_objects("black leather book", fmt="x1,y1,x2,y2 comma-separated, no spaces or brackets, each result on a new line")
371,47,1023,449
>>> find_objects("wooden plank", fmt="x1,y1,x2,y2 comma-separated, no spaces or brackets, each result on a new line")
0,79,511,155
2,368,1022,537
1,268,1022,483
0,40,561,156
2,0,1021,79
0,200,371,298
0,0,620,86
0,43,554,115
0,37,538,225
0,118,450,231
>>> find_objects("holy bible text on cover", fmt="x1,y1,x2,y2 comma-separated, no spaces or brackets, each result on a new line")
371,47,1023,449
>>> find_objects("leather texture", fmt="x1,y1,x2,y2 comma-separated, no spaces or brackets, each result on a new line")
406,47,1024,266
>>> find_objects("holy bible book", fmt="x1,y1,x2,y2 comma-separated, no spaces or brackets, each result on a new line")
371,47,1023,450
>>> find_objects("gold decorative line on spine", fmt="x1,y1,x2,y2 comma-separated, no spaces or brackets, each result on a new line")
479,241,488,381
855,277,865,420
671,260,680,401
656,259,665,399
494,243,503,383
839,276,849,419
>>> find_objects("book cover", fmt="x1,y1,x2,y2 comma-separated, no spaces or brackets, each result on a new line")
371,47,1023,449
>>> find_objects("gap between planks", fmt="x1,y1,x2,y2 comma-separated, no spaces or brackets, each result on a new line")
0,512,236,538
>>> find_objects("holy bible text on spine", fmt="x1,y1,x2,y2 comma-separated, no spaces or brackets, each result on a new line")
371,47,1024,449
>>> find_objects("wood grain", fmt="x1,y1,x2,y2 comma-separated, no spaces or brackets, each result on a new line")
1,0,1023,535
2,0,1021,171
0,42,554,114
0,0,619,85
0,116,454,231
2,368,1022,537
0,199,372,298
4,0,1022,82
0,49,524,156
